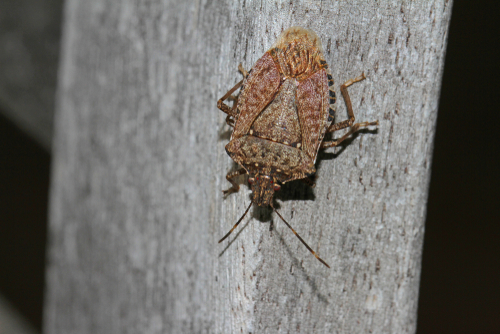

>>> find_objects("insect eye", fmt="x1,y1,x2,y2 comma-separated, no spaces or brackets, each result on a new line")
248,177,255,185
273,184,281,191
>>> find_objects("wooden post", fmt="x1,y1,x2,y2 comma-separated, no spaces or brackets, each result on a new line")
45,1,453,333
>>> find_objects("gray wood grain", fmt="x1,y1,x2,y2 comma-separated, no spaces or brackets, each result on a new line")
45,1,453,333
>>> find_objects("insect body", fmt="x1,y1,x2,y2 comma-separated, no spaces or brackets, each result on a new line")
217,27,378,267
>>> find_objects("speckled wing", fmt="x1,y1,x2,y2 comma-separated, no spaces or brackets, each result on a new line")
231,52,282,140
296,69,330,162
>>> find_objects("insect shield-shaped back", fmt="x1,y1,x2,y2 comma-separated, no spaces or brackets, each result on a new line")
217,26,378,268
230,26,332,166
226,26,329,202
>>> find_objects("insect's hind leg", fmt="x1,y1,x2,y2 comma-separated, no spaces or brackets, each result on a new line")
238,63,249,78
217,79,243,127
322,73,378,149
217,64,249,127
300,176,316,188
223,168,247,195
321,120,378,149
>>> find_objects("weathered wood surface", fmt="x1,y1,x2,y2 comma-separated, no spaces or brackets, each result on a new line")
0,0,62,150
45,1,453,333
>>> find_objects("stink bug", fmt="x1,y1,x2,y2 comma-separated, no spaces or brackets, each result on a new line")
217,27,378,268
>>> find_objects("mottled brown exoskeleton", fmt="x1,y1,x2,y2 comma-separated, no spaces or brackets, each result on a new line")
217,27,378,268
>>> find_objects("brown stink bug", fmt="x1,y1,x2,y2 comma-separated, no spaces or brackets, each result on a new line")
217,27,378,268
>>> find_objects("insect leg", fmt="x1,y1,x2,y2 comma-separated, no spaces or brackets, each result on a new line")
271,204,330,268
223,168,247,195
326,73,364,132
321,120,379,149
217,79,244,127
300,177,316,188
322,72,378,148
238,63,249,78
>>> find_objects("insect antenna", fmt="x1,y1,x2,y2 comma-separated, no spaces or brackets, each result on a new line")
271,204,331,268
218,201,253,243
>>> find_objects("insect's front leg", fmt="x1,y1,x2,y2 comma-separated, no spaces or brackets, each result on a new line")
322,73,378,149
223,169,247,195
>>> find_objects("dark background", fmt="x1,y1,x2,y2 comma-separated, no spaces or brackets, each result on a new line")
0,1,498,333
